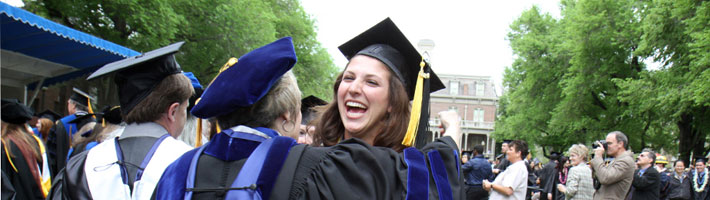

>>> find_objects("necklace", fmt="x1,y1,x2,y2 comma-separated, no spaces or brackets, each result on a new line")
694,169,709,193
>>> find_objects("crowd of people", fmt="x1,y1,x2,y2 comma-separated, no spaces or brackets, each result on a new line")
2,16,709,200
461,131,710,200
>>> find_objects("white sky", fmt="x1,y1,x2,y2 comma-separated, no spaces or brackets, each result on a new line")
301,0,562,94
1,0,23,7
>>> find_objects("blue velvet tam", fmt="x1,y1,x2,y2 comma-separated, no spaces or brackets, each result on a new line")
191,37,297,118
182,72,203,89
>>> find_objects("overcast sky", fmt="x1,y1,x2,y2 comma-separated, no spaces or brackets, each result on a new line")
4,0,563,94
300,0,562,94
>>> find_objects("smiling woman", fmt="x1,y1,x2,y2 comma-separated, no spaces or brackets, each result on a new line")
317,53,411,151
313,17,445,152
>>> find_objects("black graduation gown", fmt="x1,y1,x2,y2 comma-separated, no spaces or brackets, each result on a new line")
2,171,16,200
690,170,710,200
1,139,45,200
496,156,511,172
271,136,464,200
539,161,558,200
46,116,75,177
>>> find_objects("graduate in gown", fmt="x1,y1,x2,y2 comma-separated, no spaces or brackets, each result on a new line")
267,17,463,200
35,110,61,141
67,105,123,159
154,36,302,200
47,42,195,200
65,113,96,160
691,158,710,200
1,99,48,199
46,88,94,177
298,95,327,145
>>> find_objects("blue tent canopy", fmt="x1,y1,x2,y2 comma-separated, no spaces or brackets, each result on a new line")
1,1,140,91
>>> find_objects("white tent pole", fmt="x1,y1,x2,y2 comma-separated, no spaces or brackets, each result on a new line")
27,78,45,107
23,85,28,105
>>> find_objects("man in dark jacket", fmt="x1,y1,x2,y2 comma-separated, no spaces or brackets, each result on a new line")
628,149,661,200
462,145,494,200
668,160,691,200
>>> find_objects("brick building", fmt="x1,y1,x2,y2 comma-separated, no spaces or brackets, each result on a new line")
428,74,498,158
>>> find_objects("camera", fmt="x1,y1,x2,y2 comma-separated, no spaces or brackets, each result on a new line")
592,140,608,150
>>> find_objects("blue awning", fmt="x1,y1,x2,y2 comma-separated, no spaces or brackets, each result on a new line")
1,1,140,90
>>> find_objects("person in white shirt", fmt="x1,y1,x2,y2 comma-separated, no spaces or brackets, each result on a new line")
483,140,529,200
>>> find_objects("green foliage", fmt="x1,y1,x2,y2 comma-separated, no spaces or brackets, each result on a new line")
24,0,338,102
497,0,709,159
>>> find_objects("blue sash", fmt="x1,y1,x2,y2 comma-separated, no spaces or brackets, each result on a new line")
225,136,295,199
428,150,453,200
181,127,280,199
404,147,429,200
59,114,78,140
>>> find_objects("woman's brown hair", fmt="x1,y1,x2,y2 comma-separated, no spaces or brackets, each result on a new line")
313,65,411,152
37,118,53,141
1,122,43,191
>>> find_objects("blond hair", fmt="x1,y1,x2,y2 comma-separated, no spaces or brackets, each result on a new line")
216,71,301,130
569,144,589,161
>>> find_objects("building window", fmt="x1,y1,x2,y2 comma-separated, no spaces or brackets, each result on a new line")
476,82,484,96
473,108,484,122
450,81,459,95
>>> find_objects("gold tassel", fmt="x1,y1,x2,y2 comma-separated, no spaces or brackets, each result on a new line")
195,118,203,147
207,58,238,86
87,98,95,120
401,60,430,147
216,119,222,133
102,119,106,127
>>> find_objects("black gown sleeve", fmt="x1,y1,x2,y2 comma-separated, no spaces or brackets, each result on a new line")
46,151,92,200
274,136,464,200
1,140,44,200
1,171,15,200
48,121,70,177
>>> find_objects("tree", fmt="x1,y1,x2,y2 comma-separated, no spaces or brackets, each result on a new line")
616,0,710,164
24,0,338,108
496,0,675,154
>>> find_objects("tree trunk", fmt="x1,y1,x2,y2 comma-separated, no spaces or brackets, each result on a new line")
677,113,693,166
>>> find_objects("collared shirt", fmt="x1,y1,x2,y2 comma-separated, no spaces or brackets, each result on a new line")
639,167,648,176
462,155,493,185
490,160,528,200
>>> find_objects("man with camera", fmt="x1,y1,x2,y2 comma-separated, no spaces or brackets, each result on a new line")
591,131,635,200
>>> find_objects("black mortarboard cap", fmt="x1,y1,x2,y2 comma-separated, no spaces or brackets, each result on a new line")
99,106,122,125
87,42,185,115
694,156,707,164
36,109,62,122
1,99,33,124
548,151,562,160
68,113,97,130
70,88,95,107
338,18,446,147
502,140,513,144
338,18,445,100
301,95,327,125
